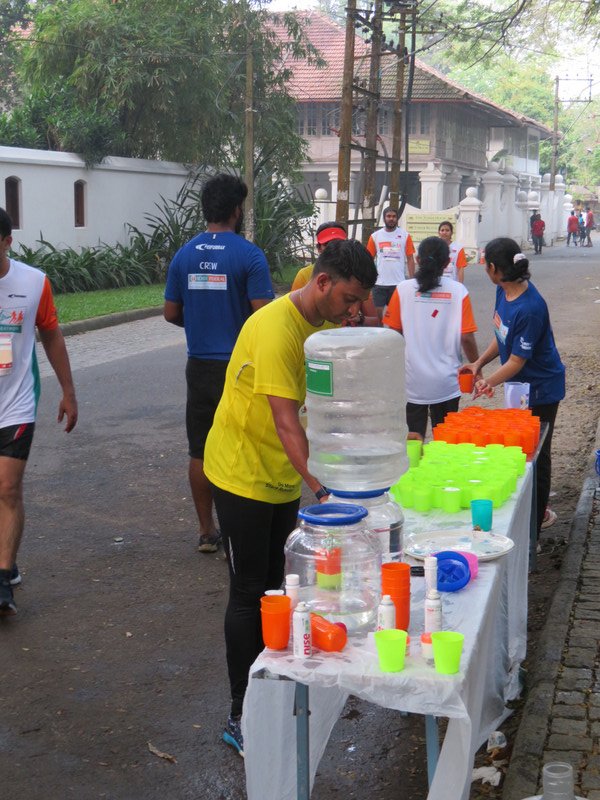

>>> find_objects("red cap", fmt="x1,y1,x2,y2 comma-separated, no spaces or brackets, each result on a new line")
316,227,347,246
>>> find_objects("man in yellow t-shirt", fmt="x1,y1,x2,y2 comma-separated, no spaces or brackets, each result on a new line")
204,239,377,756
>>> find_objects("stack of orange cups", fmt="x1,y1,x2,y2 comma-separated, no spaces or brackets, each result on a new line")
260,594,292,650
381,563,410,631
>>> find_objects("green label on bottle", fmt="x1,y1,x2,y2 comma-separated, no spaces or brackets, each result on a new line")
305,359,333,396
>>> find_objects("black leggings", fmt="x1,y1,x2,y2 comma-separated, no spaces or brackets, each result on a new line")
406,397,460,440
531,402,559,535
212,486,300,717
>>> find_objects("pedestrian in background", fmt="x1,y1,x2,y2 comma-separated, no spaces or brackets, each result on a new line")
164,174,274,553
0,208,78,615
367,206,415,317
466,237,565,538
531,213,545,254
583,206,595,247
566,210,579,246
438,220,468,282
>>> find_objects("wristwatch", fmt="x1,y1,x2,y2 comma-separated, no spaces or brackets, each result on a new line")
314,486,329,501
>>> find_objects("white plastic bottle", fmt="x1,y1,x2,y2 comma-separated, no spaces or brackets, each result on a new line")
424,590,442,633
285,573,300,611
293,602,312,657
424,556,438,594
376,595,396,630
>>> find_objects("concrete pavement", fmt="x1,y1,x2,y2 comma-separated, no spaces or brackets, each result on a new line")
504,422,600,799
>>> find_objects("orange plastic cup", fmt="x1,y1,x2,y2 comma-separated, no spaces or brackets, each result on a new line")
389,593,410,631
381,563,410,586
458,372,474,393
260,595,292,650
503,430,523,448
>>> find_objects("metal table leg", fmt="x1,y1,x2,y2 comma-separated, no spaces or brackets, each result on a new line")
425,715,440,787
294,682,310,800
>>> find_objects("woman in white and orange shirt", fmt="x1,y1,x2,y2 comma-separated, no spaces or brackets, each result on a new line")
438,220,468,282
383,236,479,439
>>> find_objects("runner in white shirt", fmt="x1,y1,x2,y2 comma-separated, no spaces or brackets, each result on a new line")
367,207,416,316
0,207,78,615
438,220,468,283
383,236,479,439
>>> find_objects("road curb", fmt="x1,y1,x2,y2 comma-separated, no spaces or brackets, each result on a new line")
59,306,163,337
502,419,600,800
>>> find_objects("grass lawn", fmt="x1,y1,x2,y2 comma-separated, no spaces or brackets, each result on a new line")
55,284,165,323
54,267,303,324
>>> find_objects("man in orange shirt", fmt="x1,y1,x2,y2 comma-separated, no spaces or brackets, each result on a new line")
366,207,415,316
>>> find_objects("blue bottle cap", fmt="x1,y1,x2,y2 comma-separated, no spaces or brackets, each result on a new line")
298,503,368,526
434,551,471,592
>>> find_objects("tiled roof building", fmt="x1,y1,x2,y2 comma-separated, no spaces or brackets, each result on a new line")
274,11,551,209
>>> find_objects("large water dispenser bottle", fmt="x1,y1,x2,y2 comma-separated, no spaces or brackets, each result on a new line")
304,327,406,491
284,504,382,634
327,489,404,562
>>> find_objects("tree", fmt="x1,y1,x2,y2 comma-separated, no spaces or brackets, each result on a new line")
0,0,319,178
0,0,33,108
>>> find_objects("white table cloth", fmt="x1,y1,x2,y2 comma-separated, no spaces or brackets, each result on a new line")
243,465,533,800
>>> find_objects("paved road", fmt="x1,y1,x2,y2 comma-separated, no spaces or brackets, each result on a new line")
5,242,599,800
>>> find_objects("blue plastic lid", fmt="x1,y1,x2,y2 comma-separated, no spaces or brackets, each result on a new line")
327,488,389,499
298,503,368,526
434,551,471,592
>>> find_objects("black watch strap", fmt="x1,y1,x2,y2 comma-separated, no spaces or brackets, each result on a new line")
314,486,329,501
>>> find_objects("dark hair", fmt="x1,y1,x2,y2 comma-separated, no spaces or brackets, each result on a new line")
315,239,377,289
438,220,454,234
201,173,248,224
383,207,398,218
415,236,449,293
0,207,12,238
316,221,346,237
484,237,530,283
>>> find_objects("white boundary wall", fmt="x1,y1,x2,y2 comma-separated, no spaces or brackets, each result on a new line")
0,146,190,250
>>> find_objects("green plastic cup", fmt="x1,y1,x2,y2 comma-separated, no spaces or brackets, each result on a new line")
406,439,422,468
374,629,407,672
431,631,464,674
440,486,462,513
413,485,433,512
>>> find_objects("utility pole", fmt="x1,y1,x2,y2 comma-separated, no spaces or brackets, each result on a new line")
335,0,357,227
361,0,383,245
244,6,255,242
388,12,407,210
550,75,559,194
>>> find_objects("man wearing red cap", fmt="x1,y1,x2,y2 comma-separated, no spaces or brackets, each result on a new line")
291,222,348,291
292,223,379,326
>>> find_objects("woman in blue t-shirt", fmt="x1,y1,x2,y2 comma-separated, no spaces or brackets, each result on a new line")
466,237,565,538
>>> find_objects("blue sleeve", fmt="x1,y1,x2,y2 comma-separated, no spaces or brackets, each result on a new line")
246,245,275,301
509,308,544,360
164,252,182,303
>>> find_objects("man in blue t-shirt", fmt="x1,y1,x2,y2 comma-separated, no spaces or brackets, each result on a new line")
164,174,274,552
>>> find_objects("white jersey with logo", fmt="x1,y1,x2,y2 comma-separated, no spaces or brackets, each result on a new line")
442,242,465,281
369,227,412,285
0,259,58,427
385,276,477,404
